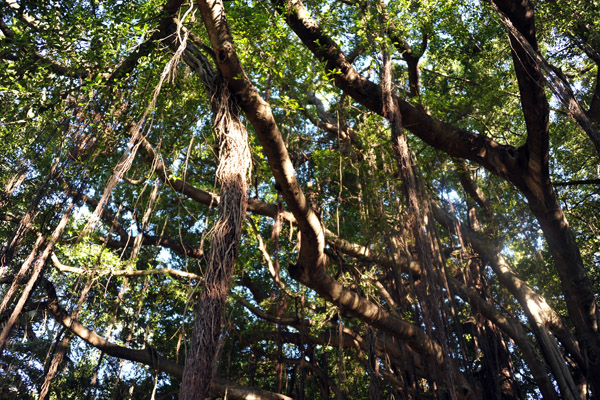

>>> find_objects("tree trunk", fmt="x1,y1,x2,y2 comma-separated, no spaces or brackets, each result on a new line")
179,82,251,399
525,186,600,395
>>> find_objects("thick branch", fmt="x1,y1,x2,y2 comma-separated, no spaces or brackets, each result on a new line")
154,19,422,279
197,0,326,272
276,0,523,185
553,178,600,186
242,303,428,378
304,91,359,145
454,159,491,215
492,0,600,157
24,277,292,400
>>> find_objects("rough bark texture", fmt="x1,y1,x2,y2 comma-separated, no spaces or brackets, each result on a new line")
179,82,250,399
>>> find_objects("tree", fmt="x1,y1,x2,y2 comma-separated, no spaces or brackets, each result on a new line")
1,0,599,399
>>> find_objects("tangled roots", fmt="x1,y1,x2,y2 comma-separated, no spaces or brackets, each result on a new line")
180,82,251,400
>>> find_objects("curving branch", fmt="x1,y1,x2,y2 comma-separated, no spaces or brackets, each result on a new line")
274,0,523,185
241,303,428,380
193,1,466,389
50,253,202,280
120,6,478,395
2,276,292,400
303,91,359,145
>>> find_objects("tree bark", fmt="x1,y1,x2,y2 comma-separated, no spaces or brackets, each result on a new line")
179,83,250,399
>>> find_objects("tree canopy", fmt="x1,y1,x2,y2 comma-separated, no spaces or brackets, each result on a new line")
1,0,600,399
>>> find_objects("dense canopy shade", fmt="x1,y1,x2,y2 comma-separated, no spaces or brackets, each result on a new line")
1,0,600,399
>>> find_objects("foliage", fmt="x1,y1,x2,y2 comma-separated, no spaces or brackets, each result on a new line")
1,0,600,399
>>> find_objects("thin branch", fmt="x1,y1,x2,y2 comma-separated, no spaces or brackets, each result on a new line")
553,178,600,186
51,253,202,280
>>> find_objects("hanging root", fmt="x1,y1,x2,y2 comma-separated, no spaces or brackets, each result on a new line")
180,82,251,400
80,23,190,239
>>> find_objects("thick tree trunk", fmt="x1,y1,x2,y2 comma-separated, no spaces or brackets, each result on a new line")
524,187,600,395
486,5,600,392
179,84,250,399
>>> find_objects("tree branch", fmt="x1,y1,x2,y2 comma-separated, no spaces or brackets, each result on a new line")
17,276,293,400
275,0,523,185
197,0,326,273
50,253,202,280
193,2,474,392
553,178,600,186
432,203,584,382
492,0,600,157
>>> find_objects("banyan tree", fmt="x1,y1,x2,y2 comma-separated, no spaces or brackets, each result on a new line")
1,0,600,399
